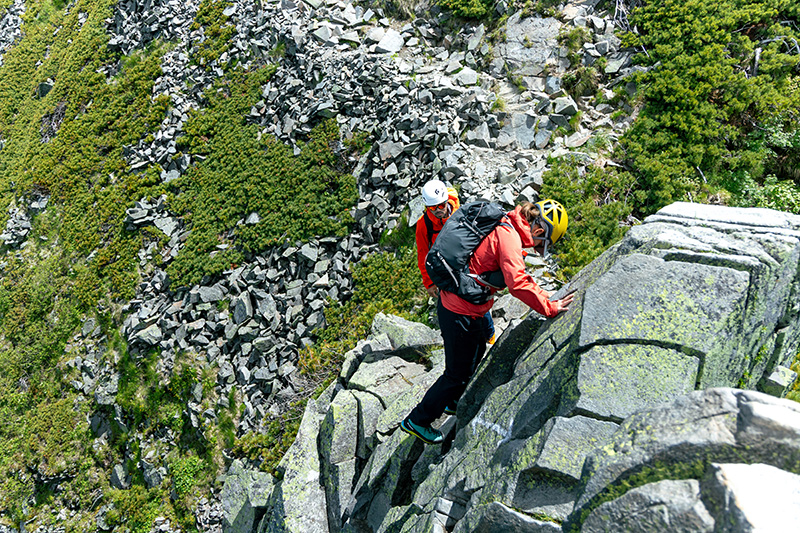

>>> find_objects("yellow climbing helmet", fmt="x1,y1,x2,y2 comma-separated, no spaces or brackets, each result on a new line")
534,199,568,246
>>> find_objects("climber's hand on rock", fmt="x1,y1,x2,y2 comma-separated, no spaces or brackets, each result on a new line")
554,292,575,314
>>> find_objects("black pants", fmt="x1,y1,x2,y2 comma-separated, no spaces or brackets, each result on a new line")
409,299,488,426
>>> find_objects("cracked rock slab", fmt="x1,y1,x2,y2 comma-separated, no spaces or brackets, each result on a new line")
579,254,749,389
567,389,800,531
574,344,699,420
582,479,713,532
453,501,562,533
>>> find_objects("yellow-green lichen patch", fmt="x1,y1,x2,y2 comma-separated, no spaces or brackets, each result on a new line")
528,416,619,481
581,254,749,351
575,344,700,420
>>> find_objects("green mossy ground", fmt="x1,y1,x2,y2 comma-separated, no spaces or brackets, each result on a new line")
0,0,427,528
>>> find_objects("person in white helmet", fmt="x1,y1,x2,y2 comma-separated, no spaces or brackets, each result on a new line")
416,180,460,299
415,179,496,341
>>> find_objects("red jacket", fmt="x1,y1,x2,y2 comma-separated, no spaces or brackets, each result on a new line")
416,190,460,289
441,205,559,318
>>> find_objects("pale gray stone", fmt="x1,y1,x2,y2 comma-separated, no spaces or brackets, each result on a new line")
369,313,441,357
257,398,329,532
375,29,403,53
111,463,130,490
136,324,163,345
199,285,225,302
762,365,797,398
348,356,427,407
454,67,479,86
553,96,578,116
454,501,562,533
702,463,800,532
222,460,275,533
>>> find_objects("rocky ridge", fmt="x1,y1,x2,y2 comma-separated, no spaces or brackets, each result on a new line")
20,0,644,523
103,0,637,439
223,201,800,532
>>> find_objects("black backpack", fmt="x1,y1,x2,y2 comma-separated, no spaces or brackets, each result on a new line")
425,202,510,304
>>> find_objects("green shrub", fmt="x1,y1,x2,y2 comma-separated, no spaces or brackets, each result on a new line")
727,172,800,211
519,0,562,18
788,352,800,403
436,0,492,18
191,0,237,68
231,399,304,475
168,68,357,286
343,130,373,155
616,0,800,213
107,486,166,533
380,211,416,249
558,26,592,66
170,455,205,496
541,159,636,277
563,66,602,98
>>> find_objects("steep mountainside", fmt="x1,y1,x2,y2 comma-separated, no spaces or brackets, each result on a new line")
254,201,800,532
0,0,798,531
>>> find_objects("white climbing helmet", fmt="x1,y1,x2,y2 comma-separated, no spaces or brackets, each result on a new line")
421,179,448,207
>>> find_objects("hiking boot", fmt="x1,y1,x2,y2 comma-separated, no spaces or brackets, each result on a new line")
400,418,443,445
443,402,457,416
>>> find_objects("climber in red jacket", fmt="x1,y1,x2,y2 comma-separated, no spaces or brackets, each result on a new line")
402,200,575,445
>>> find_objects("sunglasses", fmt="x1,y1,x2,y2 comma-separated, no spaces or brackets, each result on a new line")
428,201,448,210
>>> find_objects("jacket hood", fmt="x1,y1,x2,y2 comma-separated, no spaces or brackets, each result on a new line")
507,206,536,247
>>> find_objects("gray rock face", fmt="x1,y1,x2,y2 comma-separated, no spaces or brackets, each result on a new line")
221,461,275,533
369,312,442,358
454,501,562,532
319,391,360,530
574,343,699,421
582,479,714,532
110,463,130,490
319,203,800,533
347,356,427,406
257,395,330,533
567,388,800,531
496,13,560,75
374,28,403,53
247,313,445,533
0,0,24,67
580,254,749,371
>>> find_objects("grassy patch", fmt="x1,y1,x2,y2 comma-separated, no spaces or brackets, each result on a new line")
168,67,357,286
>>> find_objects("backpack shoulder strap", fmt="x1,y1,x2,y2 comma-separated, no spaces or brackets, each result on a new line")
423,212,436,248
